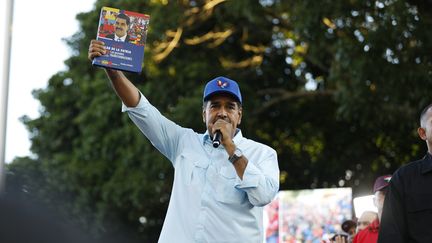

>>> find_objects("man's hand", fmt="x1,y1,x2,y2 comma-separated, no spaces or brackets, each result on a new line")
88,39,107,61
212,119,234,148
331,235,347,243
87,39,139,107
212,119,239,159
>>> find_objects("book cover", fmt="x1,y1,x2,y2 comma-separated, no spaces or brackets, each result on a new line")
92,7,150,73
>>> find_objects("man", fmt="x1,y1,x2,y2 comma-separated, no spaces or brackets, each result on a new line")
353,175,391,243
356,211,377,233
378,104,432,243
88,41,280,243
106,13,130,42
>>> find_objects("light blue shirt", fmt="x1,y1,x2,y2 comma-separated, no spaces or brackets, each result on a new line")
122,93,279,243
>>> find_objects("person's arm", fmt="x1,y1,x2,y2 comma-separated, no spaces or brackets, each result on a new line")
88,39,140,107
214,120,279,206
224,141,247,179
88,39,184,161
213,119,249,179
378,171,408,243
234,148,279,206
223,137,279,207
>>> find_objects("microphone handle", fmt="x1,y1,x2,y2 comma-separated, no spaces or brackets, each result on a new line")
212,131,222,148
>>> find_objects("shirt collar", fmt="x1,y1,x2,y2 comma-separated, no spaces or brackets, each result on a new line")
202,129,243,146
115,34,127,42
421,152,432,174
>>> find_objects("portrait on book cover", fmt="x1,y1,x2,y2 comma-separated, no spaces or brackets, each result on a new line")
97,7,149,46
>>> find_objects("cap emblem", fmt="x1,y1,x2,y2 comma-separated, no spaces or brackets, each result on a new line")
217,80,228,88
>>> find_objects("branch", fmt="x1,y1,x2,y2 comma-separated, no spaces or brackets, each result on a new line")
153,0,228,62
253,90,335,115
183,29,234,47
153,27,183,63
219,55,263,68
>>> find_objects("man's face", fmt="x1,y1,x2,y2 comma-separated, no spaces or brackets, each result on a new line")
356,211,377,232
374,190,386,215
419,107,432,151
202,94,242,138
115,18,128,37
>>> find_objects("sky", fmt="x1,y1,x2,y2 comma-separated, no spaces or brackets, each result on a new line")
1,0,95,163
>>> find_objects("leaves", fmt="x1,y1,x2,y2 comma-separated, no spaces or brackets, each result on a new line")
6,0,432,240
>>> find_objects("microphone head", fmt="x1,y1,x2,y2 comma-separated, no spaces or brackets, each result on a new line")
212,131,222,148
212,140,221,148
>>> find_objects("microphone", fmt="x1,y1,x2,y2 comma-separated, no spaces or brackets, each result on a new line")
212,131,222,148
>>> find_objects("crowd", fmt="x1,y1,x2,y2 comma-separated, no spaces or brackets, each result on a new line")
263,104,432,243
329,104,432,243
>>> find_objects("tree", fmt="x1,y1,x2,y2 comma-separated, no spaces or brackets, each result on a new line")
7,0,432,239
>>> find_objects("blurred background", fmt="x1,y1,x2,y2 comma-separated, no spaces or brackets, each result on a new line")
1,0,431,242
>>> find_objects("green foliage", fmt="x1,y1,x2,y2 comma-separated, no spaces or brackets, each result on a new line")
6,0,432,240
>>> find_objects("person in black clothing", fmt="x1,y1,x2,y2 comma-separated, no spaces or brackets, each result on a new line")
378,103,432,243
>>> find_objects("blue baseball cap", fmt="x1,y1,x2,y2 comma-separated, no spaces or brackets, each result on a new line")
203,76,242,104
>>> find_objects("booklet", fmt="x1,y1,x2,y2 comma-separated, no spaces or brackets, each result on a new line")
92,6,150,73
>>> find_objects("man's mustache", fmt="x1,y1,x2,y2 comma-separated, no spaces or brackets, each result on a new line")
213,118,230,124
116,27,124,31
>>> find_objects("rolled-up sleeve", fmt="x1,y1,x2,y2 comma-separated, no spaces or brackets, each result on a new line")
235,149,279,206
121,92,187,162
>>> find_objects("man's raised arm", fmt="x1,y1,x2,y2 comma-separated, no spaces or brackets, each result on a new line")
88,39,140,107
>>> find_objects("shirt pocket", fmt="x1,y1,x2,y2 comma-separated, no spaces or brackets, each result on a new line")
406,194,432,212
215,166,246,204
177,152,208,186
406,194,432,233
